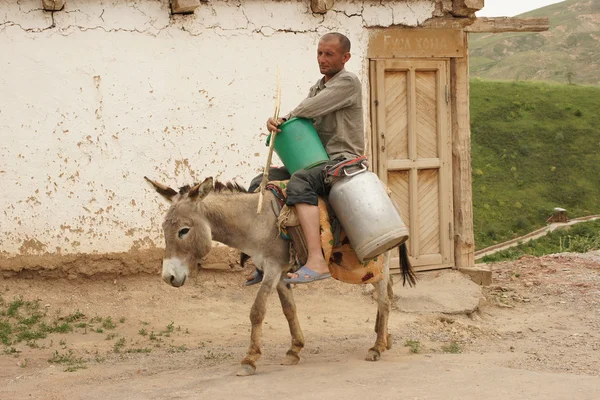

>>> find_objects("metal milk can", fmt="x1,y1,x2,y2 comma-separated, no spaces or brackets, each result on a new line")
328,165,409,261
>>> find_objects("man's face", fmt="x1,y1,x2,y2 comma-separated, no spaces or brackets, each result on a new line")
317,38,350,80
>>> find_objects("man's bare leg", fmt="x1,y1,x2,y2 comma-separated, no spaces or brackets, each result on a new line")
287,203,329,279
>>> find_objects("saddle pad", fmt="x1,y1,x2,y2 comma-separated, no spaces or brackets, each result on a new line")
269,180,384,285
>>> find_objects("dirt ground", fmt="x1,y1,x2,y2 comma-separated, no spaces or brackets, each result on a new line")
1,251,599,400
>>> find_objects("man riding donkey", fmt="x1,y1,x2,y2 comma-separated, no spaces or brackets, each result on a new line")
246,32,365,285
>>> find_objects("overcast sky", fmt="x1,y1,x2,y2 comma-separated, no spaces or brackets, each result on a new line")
476,0,565,17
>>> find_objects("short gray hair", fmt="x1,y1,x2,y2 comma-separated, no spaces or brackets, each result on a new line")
321,32,351,53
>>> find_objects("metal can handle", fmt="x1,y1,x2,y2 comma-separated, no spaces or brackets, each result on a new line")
343,163,368,177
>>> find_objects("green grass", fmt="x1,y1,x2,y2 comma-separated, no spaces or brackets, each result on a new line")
1,298,58,345
113,337,126,353
404,339,421,354
65,311,85,323
481,219,600,263
102,317,116,330
1,294,189,372
125,347,152,354
471,80,600,250
167,344,187,353
0,298,150,351
442,342,462,354
48,349,87,372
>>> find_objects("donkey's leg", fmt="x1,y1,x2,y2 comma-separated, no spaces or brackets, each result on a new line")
276,279,304,366
367,251,392,361
374,278,394,351
366,278,390,361
238,266,280,376
385,278,394,350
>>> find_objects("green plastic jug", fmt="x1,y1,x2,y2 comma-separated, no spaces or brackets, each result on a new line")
267,117,329,174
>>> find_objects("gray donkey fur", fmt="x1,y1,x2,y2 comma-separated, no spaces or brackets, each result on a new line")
145,176,415,376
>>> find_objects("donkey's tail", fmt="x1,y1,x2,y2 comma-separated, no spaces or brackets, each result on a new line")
399,242,416,287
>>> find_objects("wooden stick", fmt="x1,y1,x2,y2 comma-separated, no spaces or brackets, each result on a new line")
257,67,281,214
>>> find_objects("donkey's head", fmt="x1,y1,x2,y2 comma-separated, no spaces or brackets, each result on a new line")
145,176,215,287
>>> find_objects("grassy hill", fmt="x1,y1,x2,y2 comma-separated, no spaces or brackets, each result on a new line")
480,219,600,262
471,79,600,249
470,0,600,86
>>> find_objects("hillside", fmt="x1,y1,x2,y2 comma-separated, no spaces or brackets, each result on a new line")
470,79,600,249
470,0,600,86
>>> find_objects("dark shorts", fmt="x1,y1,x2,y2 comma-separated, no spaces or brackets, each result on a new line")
248,160,340,207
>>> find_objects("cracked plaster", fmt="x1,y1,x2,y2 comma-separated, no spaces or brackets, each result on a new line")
0,0,437,259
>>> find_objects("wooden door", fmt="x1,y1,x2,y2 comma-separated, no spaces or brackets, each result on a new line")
370,59,453,271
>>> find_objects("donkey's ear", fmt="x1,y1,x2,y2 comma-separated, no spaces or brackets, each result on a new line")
144,176,177,202
188,177,214,201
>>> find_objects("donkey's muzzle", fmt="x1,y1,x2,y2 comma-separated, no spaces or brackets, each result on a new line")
165,274,186,287
162,257,188,287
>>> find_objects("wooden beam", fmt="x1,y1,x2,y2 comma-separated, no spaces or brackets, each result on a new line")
451,35,475,270
423,17,550,33
465,17,550,33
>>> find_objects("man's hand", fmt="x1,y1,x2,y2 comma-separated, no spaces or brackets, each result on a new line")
266,117,285,133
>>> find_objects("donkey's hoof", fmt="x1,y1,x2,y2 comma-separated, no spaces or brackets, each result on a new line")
281,353,300,366
236,363,256,376
365,349,381,362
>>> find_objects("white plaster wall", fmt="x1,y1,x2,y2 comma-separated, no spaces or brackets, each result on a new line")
0,0,436,256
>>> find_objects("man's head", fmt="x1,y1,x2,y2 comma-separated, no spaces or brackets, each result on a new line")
317,33,351,81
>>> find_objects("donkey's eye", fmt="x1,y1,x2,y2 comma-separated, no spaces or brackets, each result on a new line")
178,228,190,239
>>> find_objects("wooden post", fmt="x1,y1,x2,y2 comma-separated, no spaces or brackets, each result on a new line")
311,0,335,14
171,0,201,14
367,60,378,174
451,34,475,270
452,0,484,17
42,0,65,11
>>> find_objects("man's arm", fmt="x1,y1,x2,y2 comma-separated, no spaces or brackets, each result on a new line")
288,75,359,120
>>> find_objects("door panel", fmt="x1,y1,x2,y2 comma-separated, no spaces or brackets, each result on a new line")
416,71,439,159
418,169,440,255
371,59,453,270
387,171,410,234
384,71,409,160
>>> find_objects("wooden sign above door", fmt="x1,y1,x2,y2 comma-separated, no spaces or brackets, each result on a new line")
368,29,465,59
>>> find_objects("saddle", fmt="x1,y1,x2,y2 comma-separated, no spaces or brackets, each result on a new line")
265,180,384,285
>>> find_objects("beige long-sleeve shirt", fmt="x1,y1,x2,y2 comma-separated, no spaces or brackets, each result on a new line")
286,69,364,161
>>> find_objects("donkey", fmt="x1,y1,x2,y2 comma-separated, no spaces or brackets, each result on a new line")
145,176,416,376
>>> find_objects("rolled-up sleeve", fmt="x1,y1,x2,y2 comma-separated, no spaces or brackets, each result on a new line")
288,75,358,120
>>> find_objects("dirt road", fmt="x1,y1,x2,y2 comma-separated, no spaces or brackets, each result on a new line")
1,252,599,399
